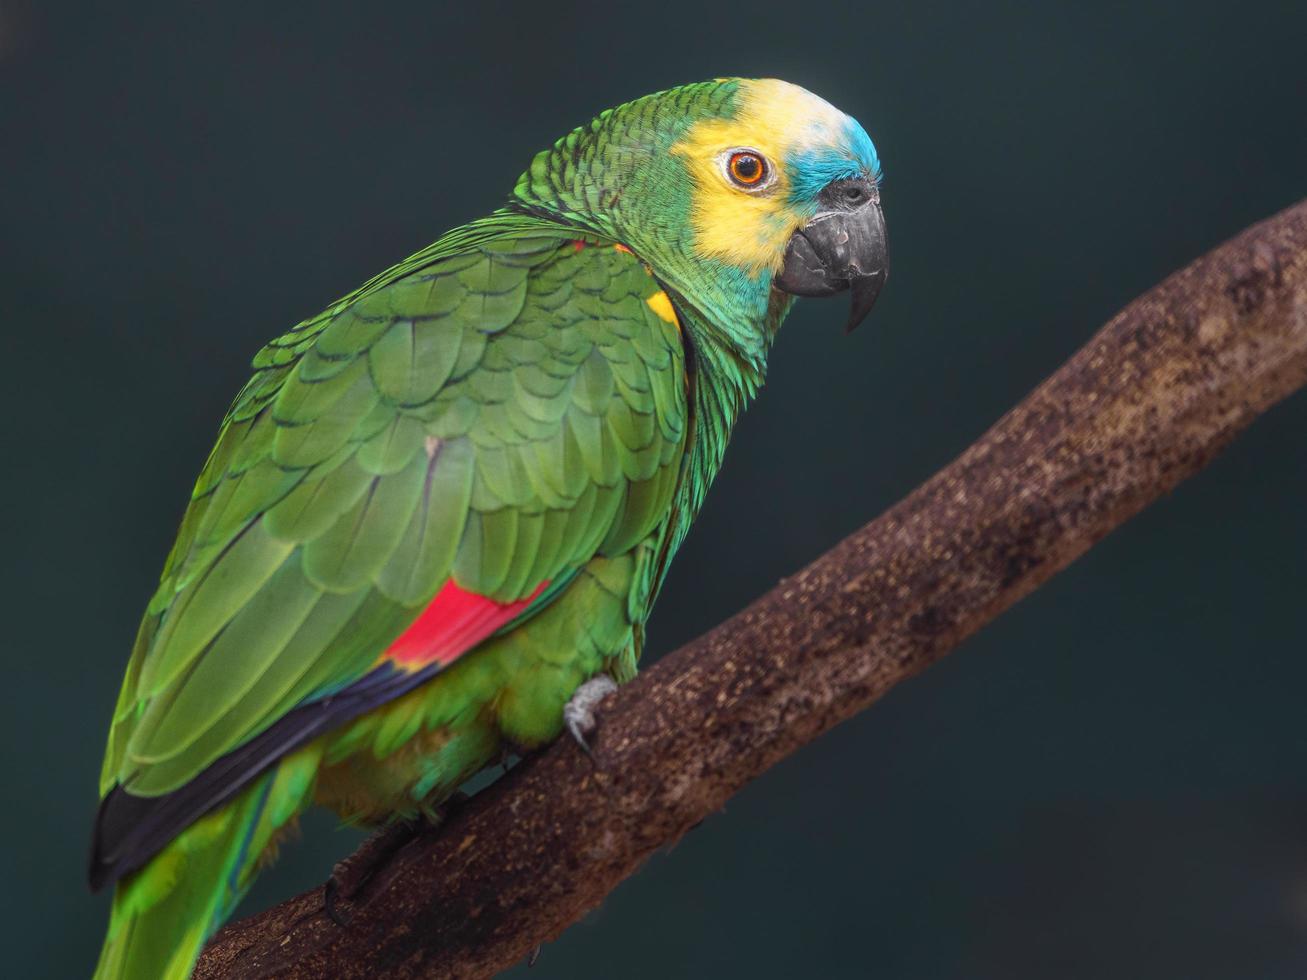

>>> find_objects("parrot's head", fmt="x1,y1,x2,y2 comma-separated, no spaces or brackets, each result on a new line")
512,78,887,357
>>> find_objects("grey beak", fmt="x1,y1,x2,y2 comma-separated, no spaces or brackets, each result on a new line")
773,187,888,332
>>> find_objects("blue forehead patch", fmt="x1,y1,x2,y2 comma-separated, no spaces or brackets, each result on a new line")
844,117,882,178
785,117,882,205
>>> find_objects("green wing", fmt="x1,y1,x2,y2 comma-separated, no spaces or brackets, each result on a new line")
100,222,688,799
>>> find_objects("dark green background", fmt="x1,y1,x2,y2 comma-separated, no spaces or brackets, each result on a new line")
4,1,1305,977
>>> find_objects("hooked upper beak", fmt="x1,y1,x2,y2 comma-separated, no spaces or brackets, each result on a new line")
773,180,888,332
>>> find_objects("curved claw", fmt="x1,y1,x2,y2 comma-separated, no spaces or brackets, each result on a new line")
322,806,452,924
563,675,618,763
323,876,352,928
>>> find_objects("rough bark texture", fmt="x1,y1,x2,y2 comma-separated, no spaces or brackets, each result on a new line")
196,199,1307,979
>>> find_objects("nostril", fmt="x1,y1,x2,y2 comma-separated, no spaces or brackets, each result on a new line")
844,185,865,204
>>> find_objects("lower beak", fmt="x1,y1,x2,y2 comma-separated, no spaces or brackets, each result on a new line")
773,201,889,332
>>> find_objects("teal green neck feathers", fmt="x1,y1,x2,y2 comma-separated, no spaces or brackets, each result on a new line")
509,80,787,531
511,80,782,360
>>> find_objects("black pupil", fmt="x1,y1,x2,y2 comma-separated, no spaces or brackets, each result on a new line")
735,155,761,180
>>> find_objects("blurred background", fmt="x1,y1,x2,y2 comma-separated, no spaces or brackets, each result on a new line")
3,1,1306,977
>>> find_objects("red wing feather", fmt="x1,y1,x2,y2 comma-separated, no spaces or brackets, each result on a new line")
383,579,550,668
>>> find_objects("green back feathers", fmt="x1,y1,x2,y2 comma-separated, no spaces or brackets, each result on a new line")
102,231,688,799
100,78,830,804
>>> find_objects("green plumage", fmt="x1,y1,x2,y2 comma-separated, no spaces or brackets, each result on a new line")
92,77,881,980
95,226,698,979
103,229,685,800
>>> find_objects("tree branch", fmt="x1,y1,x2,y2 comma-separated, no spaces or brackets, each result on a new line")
196,199,1307,979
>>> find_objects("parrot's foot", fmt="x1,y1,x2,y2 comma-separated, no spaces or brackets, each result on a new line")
325,820,423,926
563,674,618,762
323,794,468,925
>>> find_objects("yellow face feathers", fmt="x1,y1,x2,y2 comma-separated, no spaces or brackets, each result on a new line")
671,79,858,275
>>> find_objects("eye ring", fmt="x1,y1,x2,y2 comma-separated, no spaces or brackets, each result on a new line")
725,150,770,189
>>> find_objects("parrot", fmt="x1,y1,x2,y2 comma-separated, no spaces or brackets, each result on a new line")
88,77,887,979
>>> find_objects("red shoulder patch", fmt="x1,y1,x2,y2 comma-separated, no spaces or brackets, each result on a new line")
384,579,550,669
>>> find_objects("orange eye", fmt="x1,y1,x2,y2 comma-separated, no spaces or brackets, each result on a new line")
727,151,768,187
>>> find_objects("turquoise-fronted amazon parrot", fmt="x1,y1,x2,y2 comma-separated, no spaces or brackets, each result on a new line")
89,77,887,979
